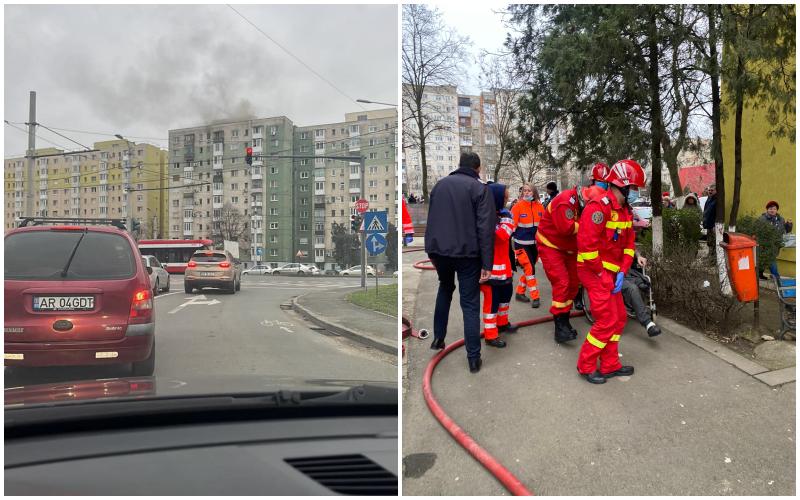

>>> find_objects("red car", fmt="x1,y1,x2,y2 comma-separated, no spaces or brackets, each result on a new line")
4,218,156,375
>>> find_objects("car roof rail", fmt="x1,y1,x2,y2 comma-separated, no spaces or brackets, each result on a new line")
17,217,128,231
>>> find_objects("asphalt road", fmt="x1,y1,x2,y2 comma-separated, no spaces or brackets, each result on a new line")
5,274,397,388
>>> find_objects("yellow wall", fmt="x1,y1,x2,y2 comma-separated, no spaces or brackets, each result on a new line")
721,56,796,276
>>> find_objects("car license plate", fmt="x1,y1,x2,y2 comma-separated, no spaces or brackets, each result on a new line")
200,272,216,277
33,296,94,311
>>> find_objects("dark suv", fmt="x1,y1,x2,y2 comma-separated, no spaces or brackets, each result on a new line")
4,218,156,375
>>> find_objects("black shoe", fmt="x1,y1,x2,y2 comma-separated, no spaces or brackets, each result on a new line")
499,323,519,334
430,337,445,350
485,338,507,348
531,298,540,308
603,365,634,378
554,316,574,343
563,314,578,336
515,293,530,303
581,371,607,384
647,324,662,337
468,358,482,373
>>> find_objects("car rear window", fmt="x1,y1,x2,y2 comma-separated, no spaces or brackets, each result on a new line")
192,252,227,262
5,230,137,280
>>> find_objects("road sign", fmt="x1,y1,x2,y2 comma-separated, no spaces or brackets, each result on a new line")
366,233,387,255
256,247,263,256
364,211,388,235
355,199,369,213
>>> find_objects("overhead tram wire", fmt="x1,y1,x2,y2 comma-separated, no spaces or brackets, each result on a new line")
4,121,72,151
226,4,366,112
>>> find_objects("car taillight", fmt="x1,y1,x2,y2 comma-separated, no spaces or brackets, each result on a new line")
219,262,231,268
129,289,153,324
51,226,84,231
187,261,197,268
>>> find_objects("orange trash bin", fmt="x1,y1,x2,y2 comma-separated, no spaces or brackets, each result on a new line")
720,232,759,302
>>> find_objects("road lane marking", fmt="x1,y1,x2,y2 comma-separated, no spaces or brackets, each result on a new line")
168,294,222,314
154,291,182,300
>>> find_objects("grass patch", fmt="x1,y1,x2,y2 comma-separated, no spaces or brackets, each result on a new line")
348,283,398,317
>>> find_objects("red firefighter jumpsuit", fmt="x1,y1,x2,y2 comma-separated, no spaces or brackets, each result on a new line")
402,199,414,239
535,188,582,316
576,193,635,375
480,210,516,339
511,199,544,301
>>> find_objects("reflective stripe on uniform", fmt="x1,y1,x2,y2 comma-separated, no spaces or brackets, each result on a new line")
552,299,573,308
602,261,620,272
536,232,560,249
605,221,633,229
513,238,536,245
610,334,621,342
517,222,534,228
586,332,606,349
493,264,506,271
484,313,497,319
577,251,599,262
623,248,635,257
573,222,579,234
502,225,514,236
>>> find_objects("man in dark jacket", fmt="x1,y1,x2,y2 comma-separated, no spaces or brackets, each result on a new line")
543,181,559,209
702,184,717,261
426,152,496,373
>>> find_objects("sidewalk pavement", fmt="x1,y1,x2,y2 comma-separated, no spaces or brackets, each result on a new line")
402,250,795,496
292,287,396,355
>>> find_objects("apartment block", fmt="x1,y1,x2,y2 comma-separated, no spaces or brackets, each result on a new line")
4,140,168,236
168,108,397,270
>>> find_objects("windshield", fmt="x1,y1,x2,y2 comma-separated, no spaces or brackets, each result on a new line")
5,231,136,280
4,3,397,419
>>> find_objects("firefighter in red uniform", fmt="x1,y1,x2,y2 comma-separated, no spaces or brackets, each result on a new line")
536,185,594,343
480,183,519,347
576,159,645,384
402,198,414,246
574,163,611,311
511,184,545,308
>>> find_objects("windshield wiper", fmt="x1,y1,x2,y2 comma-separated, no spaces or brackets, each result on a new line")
60,229,88,278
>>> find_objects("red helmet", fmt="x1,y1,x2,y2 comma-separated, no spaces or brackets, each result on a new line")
606,159,646,188
591,162,609,182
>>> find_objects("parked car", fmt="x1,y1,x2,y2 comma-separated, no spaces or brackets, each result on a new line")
242,264,273,276
324,268,340,276
184,249,242,294
265,263,317,276
143,254,170,295
306,265,322,275
340,265,377,277
4,218,156,375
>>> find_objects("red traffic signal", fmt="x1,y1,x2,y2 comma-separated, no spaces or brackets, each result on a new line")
246,147,253,165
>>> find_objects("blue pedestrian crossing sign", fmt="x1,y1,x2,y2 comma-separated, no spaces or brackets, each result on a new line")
364,211,388,235
366,233,387,256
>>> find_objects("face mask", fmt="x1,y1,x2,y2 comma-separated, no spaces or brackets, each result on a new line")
523,195,534,202
595,181,608,190
626,189,640,205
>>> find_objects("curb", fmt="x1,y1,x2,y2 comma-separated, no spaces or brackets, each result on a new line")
659,316,796,387
291,295,397,356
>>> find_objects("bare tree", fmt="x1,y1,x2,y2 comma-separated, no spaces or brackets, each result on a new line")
402,4,470,200
506,148,552,189
214,203,248,247
478,52,527,183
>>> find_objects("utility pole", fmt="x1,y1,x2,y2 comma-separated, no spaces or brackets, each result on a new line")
360,156,367,289
116,134,134,233
25,91,36,217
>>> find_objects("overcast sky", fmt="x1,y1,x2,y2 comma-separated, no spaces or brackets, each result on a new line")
4,4,397,157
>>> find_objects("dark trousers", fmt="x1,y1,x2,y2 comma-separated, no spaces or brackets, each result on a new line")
621,279,651,327
429,254,482,360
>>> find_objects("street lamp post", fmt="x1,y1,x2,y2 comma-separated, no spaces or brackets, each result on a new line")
356,99,397,107
115,134,134,233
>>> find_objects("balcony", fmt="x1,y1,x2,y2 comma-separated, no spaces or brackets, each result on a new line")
314,189,325,196
212,188,223,196
252,157,263,167
349,187,361,194
251,200,263,208
314,176,325,182
349,127,360,138
314,255,325,263
250,185,263,194
183,215,193,223
349,172,361,180
252,145,263,154
212,201,223,209
314,229,325,236
251,172,262,181
314,242,326,249
252,130,263,140
251,214,263,221
39,193,47,200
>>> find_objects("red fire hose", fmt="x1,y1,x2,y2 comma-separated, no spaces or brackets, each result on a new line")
420,310,585,496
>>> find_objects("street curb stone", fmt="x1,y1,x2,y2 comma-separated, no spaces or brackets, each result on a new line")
291,295,397,356
659,316,796,385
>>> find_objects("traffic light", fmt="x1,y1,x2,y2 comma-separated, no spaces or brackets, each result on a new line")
246,147,253,165
350,214,361,232
132,218,141,233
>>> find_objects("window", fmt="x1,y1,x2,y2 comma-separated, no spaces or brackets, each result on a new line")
231,170,239,177
269,180,278,188
300,145,309,153
269,222,278,229
331,210,336,217
270,249,278,257
300,210,308,219
369,153,377,160
270,235,278,243
369,194,378,202
315,182,324,191
271,139,278,147
184,222,192,232
272,167,280,174
270,126,277,136
301,198,308,205
369,180,377,188
385,151,390,159
232,129,239,137
270,208,278,216
300,131,308,140
271,194,278,201
231,197,239,203
299,185,308,192
315,141,324,150
299,171,308,178
299,159,308,166
231,183,238,190
369,126,377,133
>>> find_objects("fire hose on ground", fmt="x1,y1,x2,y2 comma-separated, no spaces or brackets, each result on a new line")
409,310,585,496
